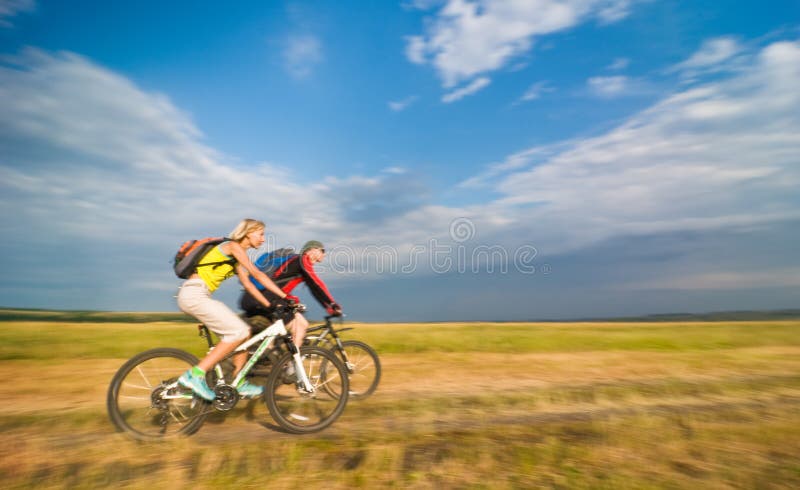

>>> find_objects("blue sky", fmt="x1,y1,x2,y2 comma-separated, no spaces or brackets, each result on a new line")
1,0,799,321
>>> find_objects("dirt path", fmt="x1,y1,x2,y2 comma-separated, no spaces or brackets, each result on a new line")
3,344,800,488
2,347,798,416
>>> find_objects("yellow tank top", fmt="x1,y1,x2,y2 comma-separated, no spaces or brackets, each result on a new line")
196,245,237,292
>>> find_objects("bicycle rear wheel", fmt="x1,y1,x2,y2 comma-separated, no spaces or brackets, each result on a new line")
107,348,210,440
265,346,349,434
337,340,381,399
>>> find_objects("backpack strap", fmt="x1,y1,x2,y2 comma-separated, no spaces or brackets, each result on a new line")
196,239,238,271
195,258,238,270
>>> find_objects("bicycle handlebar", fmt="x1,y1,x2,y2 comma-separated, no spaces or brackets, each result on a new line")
274,301,306,314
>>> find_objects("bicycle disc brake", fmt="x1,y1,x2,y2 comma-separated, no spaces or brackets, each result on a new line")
150,384,171,411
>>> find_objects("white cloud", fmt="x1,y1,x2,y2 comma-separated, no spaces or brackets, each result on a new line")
587,75,629,97
0,49,351,249
388,95,419,111
0,50,473,292
441,76,490,103
466,39,800,253
459,140,576,189
406,0,638,88
0,0,35,27
596,0,635,24
607,57,630,70
401,0,446,12
283,33,323,79
0,48,460,287
518,80,554,102
404,35,428,64
669,36,743,78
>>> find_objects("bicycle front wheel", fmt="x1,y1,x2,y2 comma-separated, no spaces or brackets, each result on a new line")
265,346,349,434
337,340,381,399
107,348,210,440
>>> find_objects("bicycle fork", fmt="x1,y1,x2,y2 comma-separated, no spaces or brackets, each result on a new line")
333,337,356,373
286,342,315,393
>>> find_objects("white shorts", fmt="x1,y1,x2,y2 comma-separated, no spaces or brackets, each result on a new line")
176,279,250,343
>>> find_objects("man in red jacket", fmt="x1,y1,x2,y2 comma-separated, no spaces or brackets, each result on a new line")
240,240,341,347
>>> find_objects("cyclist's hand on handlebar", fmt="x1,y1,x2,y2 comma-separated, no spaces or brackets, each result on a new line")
326,303,343,316
270,298,289,311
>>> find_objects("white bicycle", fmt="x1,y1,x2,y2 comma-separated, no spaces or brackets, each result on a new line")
107,304,349,439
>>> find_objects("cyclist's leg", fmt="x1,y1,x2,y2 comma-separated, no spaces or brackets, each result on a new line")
287,313,309,347
231,349,248,375
188,302,250,372
199,337,245,372
236,289,279,373
200,315,262,396
177,280,252,398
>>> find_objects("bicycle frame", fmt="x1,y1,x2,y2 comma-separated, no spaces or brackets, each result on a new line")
227,319,286,388
306,316,353,345
158,320,292,402
201,316,315,393
306,316,355,370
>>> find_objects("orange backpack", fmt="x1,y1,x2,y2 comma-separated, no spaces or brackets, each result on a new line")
173,237,235,279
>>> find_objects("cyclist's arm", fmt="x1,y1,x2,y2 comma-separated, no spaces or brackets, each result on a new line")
237,268,277,309
226,241,287,300
299,254,337,310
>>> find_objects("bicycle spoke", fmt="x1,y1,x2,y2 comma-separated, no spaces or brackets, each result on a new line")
135,365,152,388
314,371,342,390
337,341,381,399
349,357,369,370
119,394,151,401
169,403,193,424
121,382,152,391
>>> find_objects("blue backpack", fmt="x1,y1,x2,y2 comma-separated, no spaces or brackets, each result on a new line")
250,247,295,289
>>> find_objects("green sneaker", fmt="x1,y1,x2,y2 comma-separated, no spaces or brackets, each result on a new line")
178,370,215,401
237,380,264,399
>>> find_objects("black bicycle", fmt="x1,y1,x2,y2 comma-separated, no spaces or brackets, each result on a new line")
304,314,381,399
107,305,349,440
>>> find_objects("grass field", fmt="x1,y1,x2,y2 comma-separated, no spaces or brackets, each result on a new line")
1,316,799,488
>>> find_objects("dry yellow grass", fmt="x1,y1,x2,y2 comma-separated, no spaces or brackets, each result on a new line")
1,319,799,488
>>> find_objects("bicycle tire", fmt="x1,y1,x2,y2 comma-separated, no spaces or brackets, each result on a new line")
264,346,349,434
337,340,381,399
107,348,210,440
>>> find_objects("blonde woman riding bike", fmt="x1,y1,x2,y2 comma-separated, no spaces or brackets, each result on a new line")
176,218,297,400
